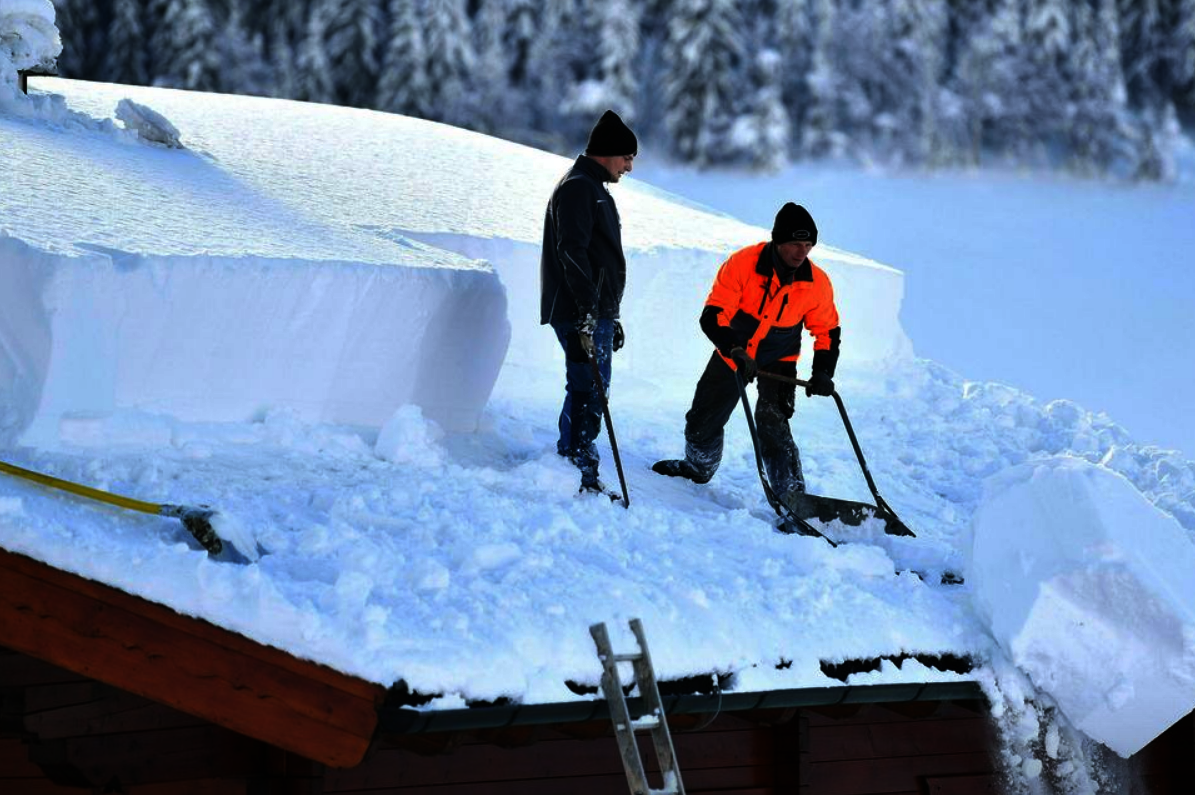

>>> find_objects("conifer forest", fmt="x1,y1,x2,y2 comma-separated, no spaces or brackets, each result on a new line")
50,0,1195,179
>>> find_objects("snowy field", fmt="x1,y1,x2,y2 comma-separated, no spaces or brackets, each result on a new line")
3,67,1195,786
636,155,1195,460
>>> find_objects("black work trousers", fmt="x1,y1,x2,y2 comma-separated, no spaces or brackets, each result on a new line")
682,352,804,495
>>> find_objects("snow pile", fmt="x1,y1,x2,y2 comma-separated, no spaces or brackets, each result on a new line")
0,0,58,94
970,456,1195,756
115,98,182,148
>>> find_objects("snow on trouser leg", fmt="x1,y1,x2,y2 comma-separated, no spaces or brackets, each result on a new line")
756,372,804,497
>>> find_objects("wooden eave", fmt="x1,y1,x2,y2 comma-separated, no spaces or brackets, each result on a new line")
0,546,386,767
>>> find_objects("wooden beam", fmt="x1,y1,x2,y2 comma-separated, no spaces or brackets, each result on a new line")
0,548,386,767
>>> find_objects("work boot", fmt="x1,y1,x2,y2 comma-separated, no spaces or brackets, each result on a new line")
651,459,711,484
579,470,620,500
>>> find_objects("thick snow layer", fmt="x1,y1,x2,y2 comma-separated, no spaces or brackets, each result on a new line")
0,82,510,440
971,456,1195,756
0,0,58,93
37,79,912,372
1,78,909,444
0,235,509,442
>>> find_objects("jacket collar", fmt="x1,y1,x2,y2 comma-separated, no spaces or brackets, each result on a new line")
756,242,813,284
575,155,614,183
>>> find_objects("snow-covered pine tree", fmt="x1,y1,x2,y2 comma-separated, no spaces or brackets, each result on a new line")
257,0,308,97
596,0,640,123
524,0,586,141
662,0,746,165
104,0,148,86
772,0,812,137
1134,101,1184,181
727,47,791,170
559,0,640,144
799,0,845,158
876,0,949,165
948,0,1024,165
321,0,382,108
266,14,297,98
145,0,173,81
52,0,107,79
829,1,887,160
471,0,515,134
377,0,432,117
1172,0,1195,114
1118,0,1167,109
423,0,475,127
1018,0,1076,166
294,1,336,103
1067,0,1134,176
219,0,275,97
155,0,222,91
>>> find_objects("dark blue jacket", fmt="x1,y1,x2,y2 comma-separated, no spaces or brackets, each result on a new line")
540,156,627,324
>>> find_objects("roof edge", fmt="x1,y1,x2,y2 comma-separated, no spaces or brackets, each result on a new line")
379,680,984,735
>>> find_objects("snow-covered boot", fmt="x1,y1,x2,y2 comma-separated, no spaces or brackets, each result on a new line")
651,458,711,484
579,471,621,501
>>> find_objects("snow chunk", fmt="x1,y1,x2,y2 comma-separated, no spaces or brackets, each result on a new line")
970,456,1195,756
115,98,183,148
375,405,444,466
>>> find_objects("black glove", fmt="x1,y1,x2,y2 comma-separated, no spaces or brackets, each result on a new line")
805,370,834,397
612,320,625,352
576,313,596,357
730,347,757,383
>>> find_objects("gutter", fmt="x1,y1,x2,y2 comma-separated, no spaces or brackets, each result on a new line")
379,680,984,735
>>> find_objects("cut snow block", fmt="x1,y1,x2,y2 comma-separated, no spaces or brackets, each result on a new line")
0,241,509,445
970,456,1195,757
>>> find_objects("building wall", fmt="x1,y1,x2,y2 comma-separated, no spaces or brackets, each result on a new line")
3,645,1192,794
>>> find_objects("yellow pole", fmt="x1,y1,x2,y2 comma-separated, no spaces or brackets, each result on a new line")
0,459,163,514
0,459,223,554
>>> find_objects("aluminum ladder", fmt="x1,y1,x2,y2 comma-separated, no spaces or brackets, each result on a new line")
590,619,686,795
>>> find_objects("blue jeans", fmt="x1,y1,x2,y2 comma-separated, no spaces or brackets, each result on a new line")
551,319,615,482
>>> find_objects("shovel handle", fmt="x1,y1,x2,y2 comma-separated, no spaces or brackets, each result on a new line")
0,459,162,514
755,371,884,504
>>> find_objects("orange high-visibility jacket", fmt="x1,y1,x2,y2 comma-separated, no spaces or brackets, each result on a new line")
703,241,840,370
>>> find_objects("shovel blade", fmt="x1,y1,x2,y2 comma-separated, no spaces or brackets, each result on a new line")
784,491,915,537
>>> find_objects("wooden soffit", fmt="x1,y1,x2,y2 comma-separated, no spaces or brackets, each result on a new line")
0,547,386,767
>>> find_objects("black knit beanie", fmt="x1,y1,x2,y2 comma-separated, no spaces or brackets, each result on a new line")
585,110,638,157
771,202,818,246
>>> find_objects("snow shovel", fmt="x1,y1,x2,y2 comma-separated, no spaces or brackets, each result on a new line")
0,459,224,554
754,371,915,537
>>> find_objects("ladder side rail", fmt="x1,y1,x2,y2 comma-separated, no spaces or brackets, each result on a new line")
629,620,686,795
592,622,653,795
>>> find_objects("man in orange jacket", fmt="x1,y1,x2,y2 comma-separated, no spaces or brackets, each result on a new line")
653,203,840,499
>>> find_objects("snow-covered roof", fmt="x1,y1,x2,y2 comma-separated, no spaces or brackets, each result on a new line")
3,79,1195,766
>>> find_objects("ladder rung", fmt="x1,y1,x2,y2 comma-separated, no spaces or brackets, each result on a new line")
612,653,643,662
630,716,661,731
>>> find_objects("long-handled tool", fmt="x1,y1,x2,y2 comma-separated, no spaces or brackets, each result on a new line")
583,270,629,508
0,459,223,554
734,371,835,543
755,371,914,537
587,345,630,509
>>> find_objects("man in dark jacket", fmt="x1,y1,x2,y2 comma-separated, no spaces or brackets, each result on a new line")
653,203,841,501
540,109,637,495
